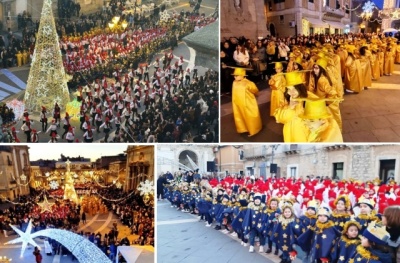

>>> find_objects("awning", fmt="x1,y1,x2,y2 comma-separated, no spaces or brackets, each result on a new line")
326,21,345,29
304,17,328,28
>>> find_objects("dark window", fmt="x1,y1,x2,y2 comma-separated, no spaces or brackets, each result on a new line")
336,0,340,9
280,15,284,24
325,0,329,6
332,162,344,180
269,1,273,10
309,0,314,3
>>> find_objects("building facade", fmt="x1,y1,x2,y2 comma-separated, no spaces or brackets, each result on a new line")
235,144,400,183
0,0,103,32
221,0,352,40
157,145,216,176
0,146,30,199
125,145,154,192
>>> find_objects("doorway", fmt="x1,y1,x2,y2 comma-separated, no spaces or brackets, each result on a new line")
269,23,276,36
379,159,395,183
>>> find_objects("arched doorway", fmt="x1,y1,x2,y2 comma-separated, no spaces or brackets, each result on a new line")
178,150,198,171
269,23,276,37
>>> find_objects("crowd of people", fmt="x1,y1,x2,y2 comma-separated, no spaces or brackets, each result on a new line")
2,0,218,143
221,32,400,142
160,171,400,263
0,185,154,262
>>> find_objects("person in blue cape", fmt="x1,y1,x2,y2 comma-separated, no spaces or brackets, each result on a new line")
242,193,266,253
231,188,249,247
331,220,361,263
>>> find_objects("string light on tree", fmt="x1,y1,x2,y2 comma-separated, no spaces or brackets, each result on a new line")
23,0,70,112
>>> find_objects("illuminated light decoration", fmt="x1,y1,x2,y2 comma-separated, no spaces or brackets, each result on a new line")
45,172,50,177
0,255,12,262
23,0,70,112
20,174,27,181
5,99,25,120
392,9,400,19
137,180,154,196
63,160,79,204
7,226,111,263
65,99,81,121
49,180,59,190
5,220,39,257
116,182,122,188
38,196,54,213
159,10,171,23
362,1,376,13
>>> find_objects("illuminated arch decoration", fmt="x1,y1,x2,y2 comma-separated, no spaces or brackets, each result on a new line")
6,221,111,262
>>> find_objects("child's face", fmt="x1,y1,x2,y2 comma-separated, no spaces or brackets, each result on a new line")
283,208,292,218
318,215,328,223
254,199,261,205
361,236,370,247
304,118,326,132
336,200,345,211
360,203,371,214
270,200,278,210
307,208,316,215
234,75,244,81
347,225,359,238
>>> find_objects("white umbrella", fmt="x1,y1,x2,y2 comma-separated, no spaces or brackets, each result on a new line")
382,28,398,33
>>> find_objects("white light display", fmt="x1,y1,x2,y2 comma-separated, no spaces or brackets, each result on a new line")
137,180,154,196
5,220,39,257
49,180,59,189
6,224,111,262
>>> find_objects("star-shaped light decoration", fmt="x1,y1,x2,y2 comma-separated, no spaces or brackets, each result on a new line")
116,182,122,189
49,180,59,190
322,234,327,239
392,9,400,19
137,180,154,196
5,219,39,257
20,174,27,182
38,196,53,213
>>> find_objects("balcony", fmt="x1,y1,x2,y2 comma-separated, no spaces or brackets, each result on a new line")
284,144,299,154
324,145,350,151
243,146,267,159
324,6,345,18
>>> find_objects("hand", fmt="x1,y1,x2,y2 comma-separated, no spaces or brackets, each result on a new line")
289,251,297,260
320,258,329,263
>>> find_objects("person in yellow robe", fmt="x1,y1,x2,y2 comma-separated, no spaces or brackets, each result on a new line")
396,43,400,64
231,67,262,137
359,46,372,89
370,46,380,81
336,45,348,79
274,71,309,142
269,62,286,117
344,45,363,93
384,45,394,76
308,57,342,131
16,51,23,67
298,98,343,142
378,45,385,77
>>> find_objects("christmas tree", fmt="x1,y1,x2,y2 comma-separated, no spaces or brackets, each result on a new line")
64,159,79,204
23,0,70,112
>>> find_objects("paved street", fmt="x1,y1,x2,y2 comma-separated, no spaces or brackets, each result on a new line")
0,0,218,142
0,201,153,263
221,63,400,142
157,200,301,263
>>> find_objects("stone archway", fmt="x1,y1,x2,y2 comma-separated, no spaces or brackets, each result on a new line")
178,150,198,171
269,23,276,37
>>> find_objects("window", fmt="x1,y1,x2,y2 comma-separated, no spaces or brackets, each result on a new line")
309,0,314,3
239,150,244,160
333,162,344,180
336,0,340,9
310,27,314,35
269,1,272,10
290,167,297,177
325,0,329,7
225,170,229,176
280,15,284,24
7,156,12,166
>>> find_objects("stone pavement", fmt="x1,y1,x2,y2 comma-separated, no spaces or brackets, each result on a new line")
220,63,400,142
157,199,302,263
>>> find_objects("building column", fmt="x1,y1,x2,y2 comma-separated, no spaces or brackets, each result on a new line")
254,0,269,37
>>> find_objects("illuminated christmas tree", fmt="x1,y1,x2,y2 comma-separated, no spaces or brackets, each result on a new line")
23,0,70,112
64,159,79,204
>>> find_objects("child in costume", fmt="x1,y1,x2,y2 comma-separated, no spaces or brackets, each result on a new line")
271,202,301,263
269,62,287,117
296,200,319,263
243,193,266,253
273,71,309,142
231,67,262,137
331,220,362,262
353,196,380,233
297,207,341,263
263,196,280,255
331,194,352,232
349,222,392,263
231,188,249,246
210,188,225,230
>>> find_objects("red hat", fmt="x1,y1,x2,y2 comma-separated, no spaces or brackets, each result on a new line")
68,126,73,131
32,129,37,133
65,112,69,117
12,127,16,131
42,106,46,110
